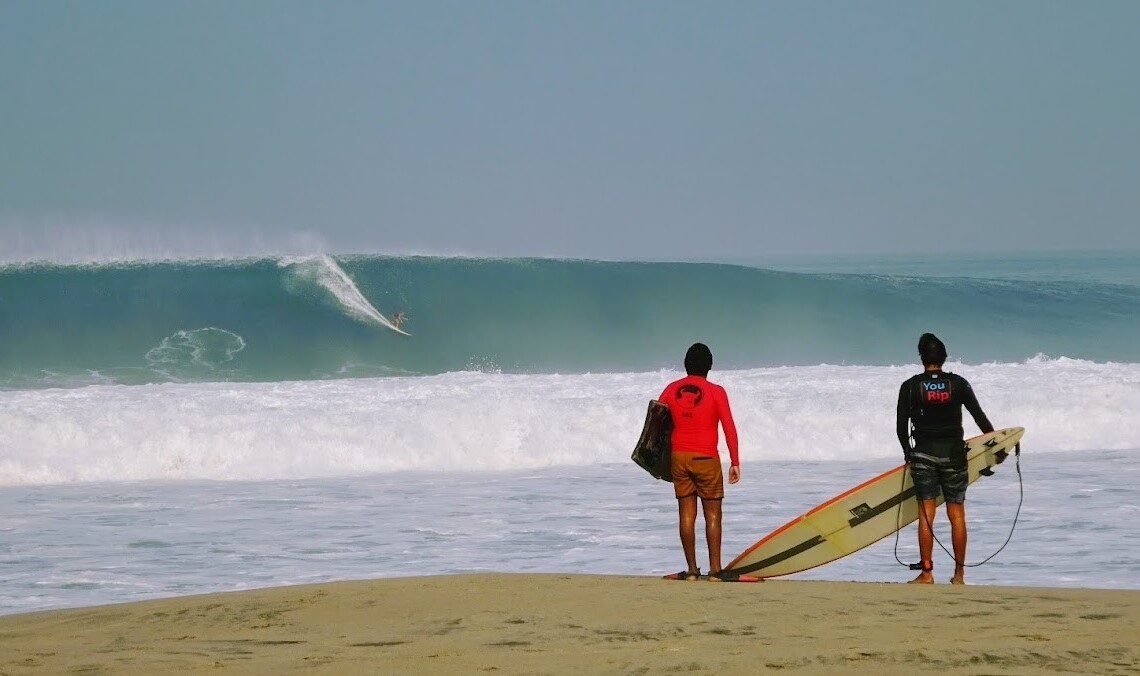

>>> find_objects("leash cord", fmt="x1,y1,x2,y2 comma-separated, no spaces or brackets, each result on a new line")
892,442,1023,569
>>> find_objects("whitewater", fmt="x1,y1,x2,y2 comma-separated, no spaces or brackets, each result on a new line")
2,358,1138,484
1,252,1138,615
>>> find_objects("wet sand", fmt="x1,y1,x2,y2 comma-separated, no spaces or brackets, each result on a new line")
1,574,1137,675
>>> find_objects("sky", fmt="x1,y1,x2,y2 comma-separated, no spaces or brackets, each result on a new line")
1,1,1138,261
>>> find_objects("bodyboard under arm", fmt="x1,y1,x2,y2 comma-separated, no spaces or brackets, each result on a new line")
631,399,673,482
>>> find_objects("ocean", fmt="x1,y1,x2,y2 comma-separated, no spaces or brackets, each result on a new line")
1,251,1138,615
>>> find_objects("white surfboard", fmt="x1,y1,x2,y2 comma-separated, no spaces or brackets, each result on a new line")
378,315,411,337
725,427,1025,578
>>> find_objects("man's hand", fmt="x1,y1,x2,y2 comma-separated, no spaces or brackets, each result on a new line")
728,465,740,484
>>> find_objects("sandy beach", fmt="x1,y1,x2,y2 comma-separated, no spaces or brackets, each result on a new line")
1,574,1136,675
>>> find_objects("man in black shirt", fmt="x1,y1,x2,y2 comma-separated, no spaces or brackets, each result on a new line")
897,333,994,585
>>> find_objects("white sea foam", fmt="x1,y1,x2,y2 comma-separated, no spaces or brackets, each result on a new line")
1,359,1136,486
1,447,1136,616
144,327,247,374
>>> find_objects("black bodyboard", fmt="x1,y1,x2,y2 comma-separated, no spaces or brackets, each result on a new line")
631,399,673,481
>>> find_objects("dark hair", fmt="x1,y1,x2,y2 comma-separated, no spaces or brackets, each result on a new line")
918,333,947,366
684,342,713,376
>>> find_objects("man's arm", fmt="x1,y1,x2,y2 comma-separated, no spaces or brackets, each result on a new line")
960,379,994,434
896,382,913,458
717,388,740,467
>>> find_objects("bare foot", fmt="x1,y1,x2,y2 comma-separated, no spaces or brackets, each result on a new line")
950,575,965,585
908,572,934,584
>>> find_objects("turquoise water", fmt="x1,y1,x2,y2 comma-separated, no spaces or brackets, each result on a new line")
3,252,1138,388
747,250,1140,285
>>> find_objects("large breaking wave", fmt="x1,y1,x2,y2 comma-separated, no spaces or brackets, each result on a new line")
1,254,1138,388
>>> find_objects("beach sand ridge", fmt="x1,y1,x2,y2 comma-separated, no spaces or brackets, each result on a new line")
1,573,1137,674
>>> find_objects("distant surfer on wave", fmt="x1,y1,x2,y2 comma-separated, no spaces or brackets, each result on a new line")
897,333,994,585
658,343,741,581
392,311,406,330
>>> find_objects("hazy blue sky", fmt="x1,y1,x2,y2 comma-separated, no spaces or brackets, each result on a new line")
2,1,1137,260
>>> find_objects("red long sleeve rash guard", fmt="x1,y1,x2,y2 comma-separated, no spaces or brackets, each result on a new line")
658,375,740,467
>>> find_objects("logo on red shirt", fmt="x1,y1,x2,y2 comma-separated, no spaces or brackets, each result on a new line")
676,384,703,416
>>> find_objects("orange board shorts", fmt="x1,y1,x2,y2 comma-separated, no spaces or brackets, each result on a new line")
671,451,724,500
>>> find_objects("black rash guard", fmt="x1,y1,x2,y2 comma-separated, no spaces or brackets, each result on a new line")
896,369,994,458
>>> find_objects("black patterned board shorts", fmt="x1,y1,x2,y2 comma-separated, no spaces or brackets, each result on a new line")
909,452,968,503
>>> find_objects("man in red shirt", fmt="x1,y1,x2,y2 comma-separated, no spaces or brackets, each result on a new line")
658,343,741,581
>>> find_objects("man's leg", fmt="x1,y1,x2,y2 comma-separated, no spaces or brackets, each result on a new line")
677,495,699,575
910,498,937,584
946,501,967,584
701,498,723,573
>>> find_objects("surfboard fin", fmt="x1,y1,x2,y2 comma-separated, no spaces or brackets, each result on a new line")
980,449,1010,476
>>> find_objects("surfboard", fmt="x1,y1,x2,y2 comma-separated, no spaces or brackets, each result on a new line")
724,426,1025,579
631,399,673,481
380,313,411,337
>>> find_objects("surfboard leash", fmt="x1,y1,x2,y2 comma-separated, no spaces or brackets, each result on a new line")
892,442,1024,570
